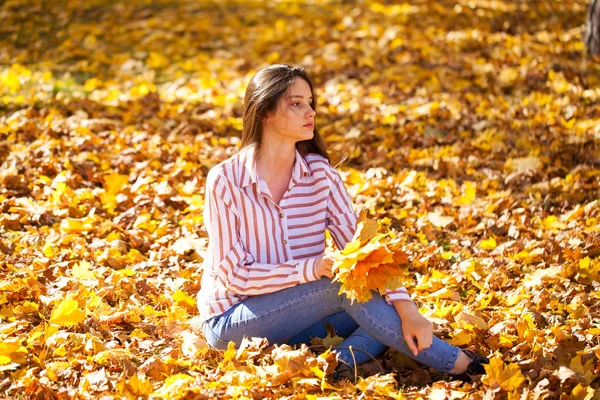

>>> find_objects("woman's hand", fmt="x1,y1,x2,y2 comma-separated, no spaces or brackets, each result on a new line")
393,301,433,357
315,254,335,278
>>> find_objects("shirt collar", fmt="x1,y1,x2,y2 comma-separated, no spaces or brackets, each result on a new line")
238,145,312,188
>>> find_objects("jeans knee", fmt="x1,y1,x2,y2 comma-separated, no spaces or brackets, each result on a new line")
202,322,230,350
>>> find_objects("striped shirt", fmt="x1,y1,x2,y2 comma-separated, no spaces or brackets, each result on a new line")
197,145,412,323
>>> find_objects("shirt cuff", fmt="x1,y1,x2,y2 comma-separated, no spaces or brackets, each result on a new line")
385,287,413,305
297,257,320,284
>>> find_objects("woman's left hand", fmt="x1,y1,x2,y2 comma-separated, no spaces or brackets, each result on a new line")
393,301,433,357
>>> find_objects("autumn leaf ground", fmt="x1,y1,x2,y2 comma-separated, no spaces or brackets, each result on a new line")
1,0,599,398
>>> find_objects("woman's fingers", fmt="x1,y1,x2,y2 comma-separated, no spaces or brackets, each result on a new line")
403,321,433,358
316,255,335,278
417,331,432,351
402,324,420,357
406,333,419,357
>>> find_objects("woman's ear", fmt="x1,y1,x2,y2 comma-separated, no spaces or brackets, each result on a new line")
263,108,275,123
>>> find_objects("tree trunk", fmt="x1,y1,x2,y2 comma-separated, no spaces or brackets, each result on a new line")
585,0,600,55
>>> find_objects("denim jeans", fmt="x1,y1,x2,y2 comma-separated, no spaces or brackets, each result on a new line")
202,278,461,374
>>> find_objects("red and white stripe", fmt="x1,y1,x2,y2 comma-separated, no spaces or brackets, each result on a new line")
197,145,412,323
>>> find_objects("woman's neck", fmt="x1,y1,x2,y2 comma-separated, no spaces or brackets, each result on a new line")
255,139,296,181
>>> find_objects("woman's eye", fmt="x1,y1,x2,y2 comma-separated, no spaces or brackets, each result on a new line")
292,102,301,107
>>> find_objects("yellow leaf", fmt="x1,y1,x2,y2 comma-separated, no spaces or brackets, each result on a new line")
1,69,20,93
50,294,86,326
14,301,39,314
309,365,325,379
456,181,476,205
72,261,96,280
498,333,517,346
129,328,150,339
482,356,526,391
426,287,460,301
60,215,98,233
0,340,27,365
355,212,379,245
560,383,595,400
479,237,496,250
447,330,473,346
94,349,131,365
127,374,154,397
579,256,600,281
570,355,596,386
104,173,129,194
441,251,454,260
152,373,195,399
580,257,591,269
42,242,56,258
117,268,136,277
84,77,101,91
173,289,196,308
311,332,344,349
147,52,169,69
543,215,566,230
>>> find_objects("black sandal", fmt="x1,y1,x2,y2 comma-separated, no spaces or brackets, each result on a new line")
452,349,490,382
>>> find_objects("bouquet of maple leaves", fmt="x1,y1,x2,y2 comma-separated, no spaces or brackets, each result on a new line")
331,214,410,303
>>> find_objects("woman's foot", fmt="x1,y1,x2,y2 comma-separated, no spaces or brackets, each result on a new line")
333,361,356,382
450,350,489,382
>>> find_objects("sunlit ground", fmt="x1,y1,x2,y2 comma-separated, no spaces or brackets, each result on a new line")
0,0,599,398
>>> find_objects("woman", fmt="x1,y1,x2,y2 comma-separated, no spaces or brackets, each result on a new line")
197,64,488,380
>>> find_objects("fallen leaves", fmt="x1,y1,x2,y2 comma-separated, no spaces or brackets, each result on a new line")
1,0,600,398
481,356,526,391
49,294,86,327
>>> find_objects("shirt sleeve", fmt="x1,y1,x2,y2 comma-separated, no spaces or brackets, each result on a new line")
204,170,320,296
325,166,413,305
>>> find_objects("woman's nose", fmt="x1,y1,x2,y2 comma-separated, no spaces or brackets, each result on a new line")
306,107,316,118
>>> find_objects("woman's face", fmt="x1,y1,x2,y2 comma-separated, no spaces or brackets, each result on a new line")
262,78,316,144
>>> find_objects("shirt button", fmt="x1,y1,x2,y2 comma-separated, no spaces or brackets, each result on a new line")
279,213,284,218
283,240,288,244
287,188,291,192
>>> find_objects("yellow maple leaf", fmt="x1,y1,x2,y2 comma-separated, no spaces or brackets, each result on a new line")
50,294,86,326
579,256,600,281
481,356,526,391
0,340,28,365
447,330,473,346
127,374,154,397
479,237,497,250
72,261,96,280
172,290,197,310
101,173,129,212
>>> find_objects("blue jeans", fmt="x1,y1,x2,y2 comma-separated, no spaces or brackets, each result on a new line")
202,278,461,374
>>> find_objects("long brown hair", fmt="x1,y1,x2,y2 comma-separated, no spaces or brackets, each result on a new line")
241,64,330,162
